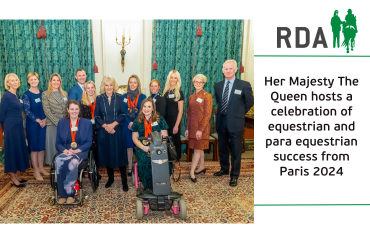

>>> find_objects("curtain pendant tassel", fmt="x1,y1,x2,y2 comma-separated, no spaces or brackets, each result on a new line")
152,60,158,70
41,25,46,38
93,62,99,73
37,26,42,39
240,64,244,73
197,27,202,36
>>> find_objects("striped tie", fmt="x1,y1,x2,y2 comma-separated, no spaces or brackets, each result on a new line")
220,81,230,114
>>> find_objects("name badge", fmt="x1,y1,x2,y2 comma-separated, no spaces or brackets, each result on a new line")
124,98,127,103
153,99,156,103
63,97,68,101
196,98,203,103
71,127,78,132
152,121,158,126
234,90,242,95
19,99,23,103
91,119,95,124
35,98,41,103
169,94,175,98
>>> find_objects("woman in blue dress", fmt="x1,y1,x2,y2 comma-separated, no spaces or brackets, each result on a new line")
0,73,29,187
22,72,47,181
95,76,128,191
122,74,146,176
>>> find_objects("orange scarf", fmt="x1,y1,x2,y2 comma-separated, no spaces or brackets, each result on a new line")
144,118,152,137
128,94,139,109
89,101,96,118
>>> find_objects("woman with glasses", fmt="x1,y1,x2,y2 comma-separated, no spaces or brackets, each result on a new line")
184,74,212,183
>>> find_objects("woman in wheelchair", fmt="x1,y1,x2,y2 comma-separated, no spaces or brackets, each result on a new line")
55,100,92,204
131,98,169,191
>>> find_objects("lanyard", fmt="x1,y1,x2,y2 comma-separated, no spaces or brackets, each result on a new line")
128,94,139,109
89,101,96,118
153,93,159,99
70,118,80,148
144,117,152,137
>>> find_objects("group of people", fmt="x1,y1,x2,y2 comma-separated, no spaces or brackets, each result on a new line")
0,59,253,204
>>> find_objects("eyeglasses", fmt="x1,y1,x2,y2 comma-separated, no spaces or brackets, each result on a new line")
194,81,204,85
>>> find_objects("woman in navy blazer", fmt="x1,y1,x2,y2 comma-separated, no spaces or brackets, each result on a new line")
55,100,92,204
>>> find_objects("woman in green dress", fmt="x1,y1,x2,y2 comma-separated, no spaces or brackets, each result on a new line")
131,97,169,190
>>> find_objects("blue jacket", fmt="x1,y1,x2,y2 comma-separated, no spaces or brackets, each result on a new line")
68,84,83,102
55,118,92,160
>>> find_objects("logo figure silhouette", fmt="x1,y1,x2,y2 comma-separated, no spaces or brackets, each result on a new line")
331,9,357,53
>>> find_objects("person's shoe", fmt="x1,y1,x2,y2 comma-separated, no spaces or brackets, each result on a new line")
58,198,66,204
66,197,74,204
229,178,238,187
10,181,25,188
105,180,114,188
128,170,132,177
194,168,206,175
189,171,197,183
39,170,50,176
35,176,43,181
18,179,27,183
214,170,229,176
122,183,129,192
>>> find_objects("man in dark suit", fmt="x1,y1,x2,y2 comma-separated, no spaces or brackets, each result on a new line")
68,69,87,102
213,60,254,187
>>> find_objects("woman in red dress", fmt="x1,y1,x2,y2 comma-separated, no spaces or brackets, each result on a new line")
185,74,213,183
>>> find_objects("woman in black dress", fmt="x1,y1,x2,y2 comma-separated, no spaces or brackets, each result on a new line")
162,70,184,161
0,74,29,187
80,81,98,164
95,76,128,191
149,79,166,117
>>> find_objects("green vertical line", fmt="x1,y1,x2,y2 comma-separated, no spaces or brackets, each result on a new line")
254,55,370,57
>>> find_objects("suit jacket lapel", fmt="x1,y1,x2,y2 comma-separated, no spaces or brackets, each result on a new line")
227,79,239,106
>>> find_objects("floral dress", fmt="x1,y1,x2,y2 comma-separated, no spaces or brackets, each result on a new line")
131,116,170,189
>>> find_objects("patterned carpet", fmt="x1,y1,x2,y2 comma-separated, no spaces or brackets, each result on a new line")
0,159,254,224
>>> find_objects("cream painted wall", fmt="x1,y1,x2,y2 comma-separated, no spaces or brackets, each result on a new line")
241,20,254,93
92,20,253,95
92,20,153,96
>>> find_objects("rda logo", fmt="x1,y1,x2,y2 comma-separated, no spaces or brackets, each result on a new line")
277,9,357,53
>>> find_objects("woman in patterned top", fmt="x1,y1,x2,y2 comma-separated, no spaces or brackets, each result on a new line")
185,74,213,183
131,97,169,190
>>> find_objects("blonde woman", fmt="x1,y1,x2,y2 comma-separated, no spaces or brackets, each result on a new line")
0,74,29,187
185,74,213,182
22,72,47,180
163,70,184,161
42,73,68,165
122,74,146,176
80,81,98,163
95,76,128,191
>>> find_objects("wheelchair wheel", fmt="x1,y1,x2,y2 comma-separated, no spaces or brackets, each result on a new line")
179,199,187,220
50,154,57,189
80,198,87,206
48,197,55,206
89,153,99,193
136,200,143,220
131,170,135,186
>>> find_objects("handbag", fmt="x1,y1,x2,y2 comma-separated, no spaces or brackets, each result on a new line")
166,136,177,161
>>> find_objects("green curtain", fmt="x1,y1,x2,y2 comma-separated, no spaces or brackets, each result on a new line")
151,19,243,137
0,20,95,95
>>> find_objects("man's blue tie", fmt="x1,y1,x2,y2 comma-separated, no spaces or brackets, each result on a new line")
221,81,230,114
